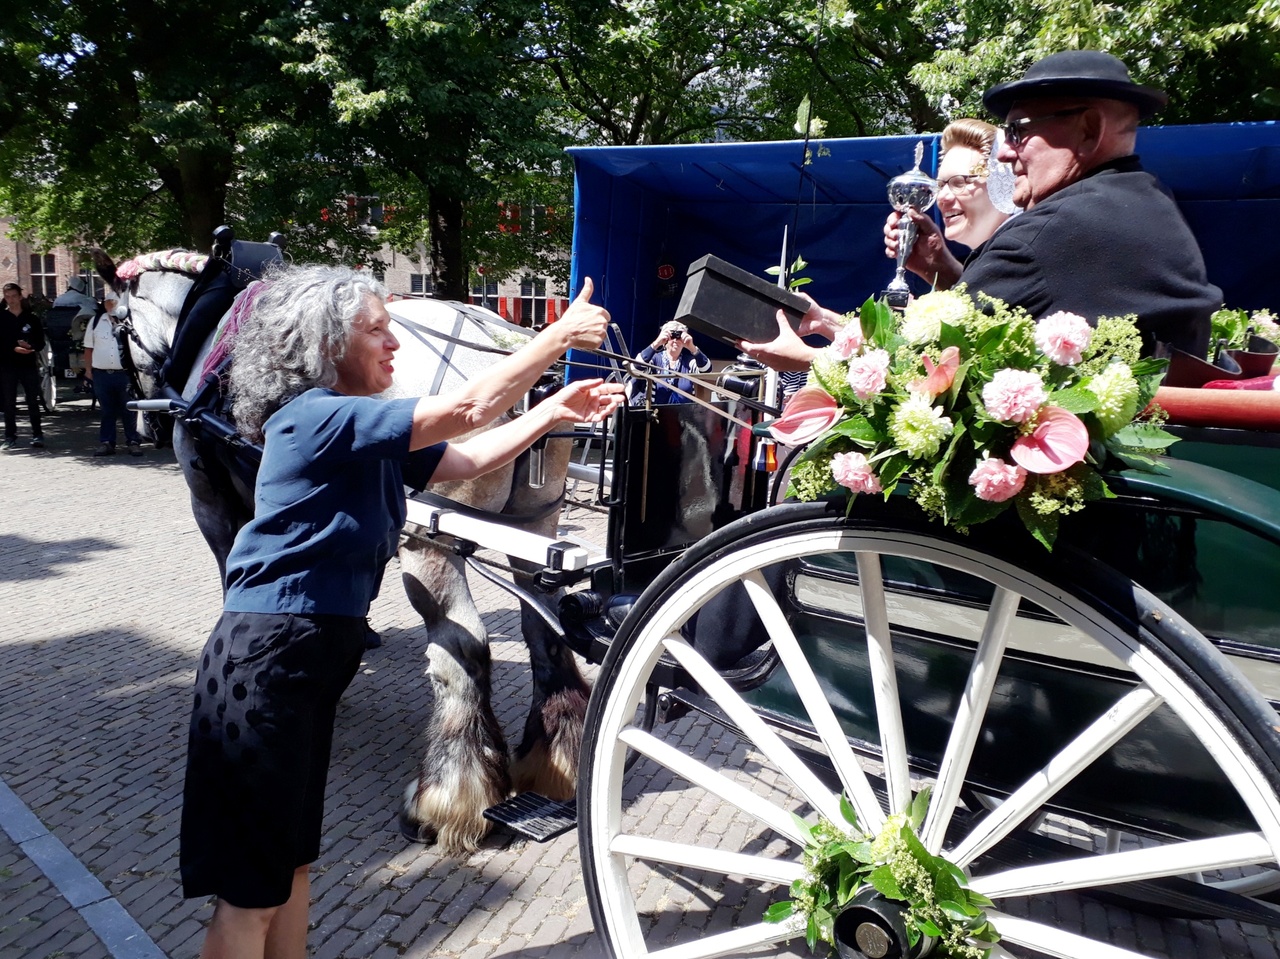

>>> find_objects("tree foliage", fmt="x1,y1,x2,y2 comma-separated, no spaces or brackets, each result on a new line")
0,0,1274,281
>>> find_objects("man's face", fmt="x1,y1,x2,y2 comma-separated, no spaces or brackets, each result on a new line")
996,100,1090,210
2,287,21,310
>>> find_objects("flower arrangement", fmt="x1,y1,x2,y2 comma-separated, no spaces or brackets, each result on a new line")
769,287,1177,549
1210,307,1280,355
764,789,999,957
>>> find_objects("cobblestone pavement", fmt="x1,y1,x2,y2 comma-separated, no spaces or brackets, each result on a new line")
2,399,1279,959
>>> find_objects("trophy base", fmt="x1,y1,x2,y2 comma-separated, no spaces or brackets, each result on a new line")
880,287,910,311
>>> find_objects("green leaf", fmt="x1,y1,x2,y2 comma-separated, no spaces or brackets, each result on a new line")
846,840,875,863
1015,493,1059,550
839,793,860,828
940,899,975,920
831,414,884,445
790,812,815,842
869,864,904,899
906,921,923,945
917,917,943,937
1110,423,1180,450
967,889,995,909
763,900,794,923
908,787,932,831
805,914,820,952
1047,385,1099,414
1108,449,1171,473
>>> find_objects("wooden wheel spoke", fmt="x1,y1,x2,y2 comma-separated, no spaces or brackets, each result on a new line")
609,834,804,886
987,909,1163,959
951,684,1164,867
972,832,1275,898
856,551,912,815
660,636,844,827
742,570,885,832
647,919,803,959
923,585,1021,853
617,726,809,846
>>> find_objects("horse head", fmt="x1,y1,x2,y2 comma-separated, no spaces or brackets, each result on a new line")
91,248,206,384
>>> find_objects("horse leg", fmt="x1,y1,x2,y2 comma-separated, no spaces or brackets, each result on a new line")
399,535,511,854
173,424,249,585
505,440,591,800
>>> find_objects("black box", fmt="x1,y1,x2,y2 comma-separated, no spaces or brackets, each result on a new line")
674,254,810,347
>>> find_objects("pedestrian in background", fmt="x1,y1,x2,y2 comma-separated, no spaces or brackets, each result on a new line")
83,297,143,457
1,282,46,450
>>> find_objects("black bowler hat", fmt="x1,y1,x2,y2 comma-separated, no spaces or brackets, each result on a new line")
983,50,1168,120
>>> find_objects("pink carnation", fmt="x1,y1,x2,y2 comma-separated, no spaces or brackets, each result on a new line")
982,368,1047,424
968,456,1027,502
830,320,865,359
1035,312,1093,366
847,349,891,401
831,451,882,495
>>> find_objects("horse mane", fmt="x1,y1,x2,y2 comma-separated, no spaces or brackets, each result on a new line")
116,249,209,281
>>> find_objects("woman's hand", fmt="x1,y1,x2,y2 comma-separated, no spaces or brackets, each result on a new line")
545,277,611,352
883,209,961,288
737,310,821,372
543,378,625,426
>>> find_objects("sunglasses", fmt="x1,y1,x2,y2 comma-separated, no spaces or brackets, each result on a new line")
1002,107,1088,147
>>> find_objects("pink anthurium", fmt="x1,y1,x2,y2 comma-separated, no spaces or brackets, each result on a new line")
1009,405,1089,474
911,346,961,399
769,386,841,446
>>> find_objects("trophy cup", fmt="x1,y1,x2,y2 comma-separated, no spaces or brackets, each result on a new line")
882,141,938,310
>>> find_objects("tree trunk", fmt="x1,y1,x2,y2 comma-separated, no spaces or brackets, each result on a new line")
430,187,467,301
156,146,234,252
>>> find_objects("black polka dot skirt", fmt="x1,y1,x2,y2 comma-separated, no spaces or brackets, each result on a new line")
179,610,366,908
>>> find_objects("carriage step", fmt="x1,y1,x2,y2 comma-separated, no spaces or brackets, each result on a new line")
483,792,577,842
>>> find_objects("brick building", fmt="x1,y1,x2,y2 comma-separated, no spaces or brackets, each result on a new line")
0,219,103,304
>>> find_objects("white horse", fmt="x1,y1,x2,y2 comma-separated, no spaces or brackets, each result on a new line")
94,249,590,853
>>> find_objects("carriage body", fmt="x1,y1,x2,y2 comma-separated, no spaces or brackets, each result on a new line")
559,125,1280,958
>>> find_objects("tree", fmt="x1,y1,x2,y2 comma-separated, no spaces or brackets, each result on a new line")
0,0,386,261
909,0,1280,125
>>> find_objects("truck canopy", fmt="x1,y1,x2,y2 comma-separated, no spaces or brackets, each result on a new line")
569,122,1280,358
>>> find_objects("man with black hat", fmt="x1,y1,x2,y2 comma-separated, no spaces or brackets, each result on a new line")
1,281,47,450
885,49,1220,359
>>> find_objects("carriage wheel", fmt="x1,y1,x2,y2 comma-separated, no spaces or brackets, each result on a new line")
40,346,57,411
579,500,1280,959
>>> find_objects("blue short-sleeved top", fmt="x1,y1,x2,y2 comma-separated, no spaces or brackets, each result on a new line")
223,388,446,616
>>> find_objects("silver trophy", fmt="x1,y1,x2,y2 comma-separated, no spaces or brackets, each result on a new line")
883,141,938,309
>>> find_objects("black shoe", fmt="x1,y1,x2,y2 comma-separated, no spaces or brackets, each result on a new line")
0,438,14,451
30,437,44,448
127,442,143,457
363,620,382,649
93,442,115,457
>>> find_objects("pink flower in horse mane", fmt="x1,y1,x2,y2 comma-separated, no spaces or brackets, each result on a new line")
982,368,1048,424
768,386,841,446
831,451,882,495
1009,405,1090,474
969,454,1028,502
910,346,961,399
847,349,891,401
1035,311,1093,366
830,320,865,359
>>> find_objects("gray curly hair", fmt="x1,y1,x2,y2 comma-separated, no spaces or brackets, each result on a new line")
229,263,388,443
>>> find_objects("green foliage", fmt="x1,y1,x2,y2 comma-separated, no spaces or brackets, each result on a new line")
766,789,1000,958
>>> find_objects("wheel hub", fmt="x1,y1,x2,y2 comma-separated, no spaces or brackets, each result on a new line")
832,889,924,959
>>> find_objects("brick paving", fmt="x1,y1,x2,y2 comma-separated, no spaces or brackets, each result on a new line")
2,398,1278,959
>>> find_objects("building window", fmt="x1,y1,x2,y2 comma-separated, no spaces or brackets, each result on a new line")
520,277,547,327
470,279,498,312
78,268,105,300
30,254,57,298
409,273,434,296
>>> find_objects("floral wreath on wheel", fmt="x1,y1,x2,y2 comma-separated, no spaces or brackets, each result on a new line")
769,286,1177,549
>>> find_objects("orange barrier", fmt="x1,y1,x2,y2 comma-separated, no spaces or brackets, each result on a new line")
1154,385,1280,430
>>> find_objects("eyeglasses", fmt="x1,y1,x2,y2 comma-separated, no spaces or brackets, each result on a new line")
1002,107,1088,147
937,174,987,193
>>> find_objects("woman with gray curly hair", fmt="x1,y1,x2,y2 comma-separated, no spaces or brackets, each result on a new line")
179,263,622,959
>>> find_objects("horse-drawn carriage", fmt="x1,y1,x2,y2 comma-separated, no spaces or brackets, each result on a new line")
108,119,1280,958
